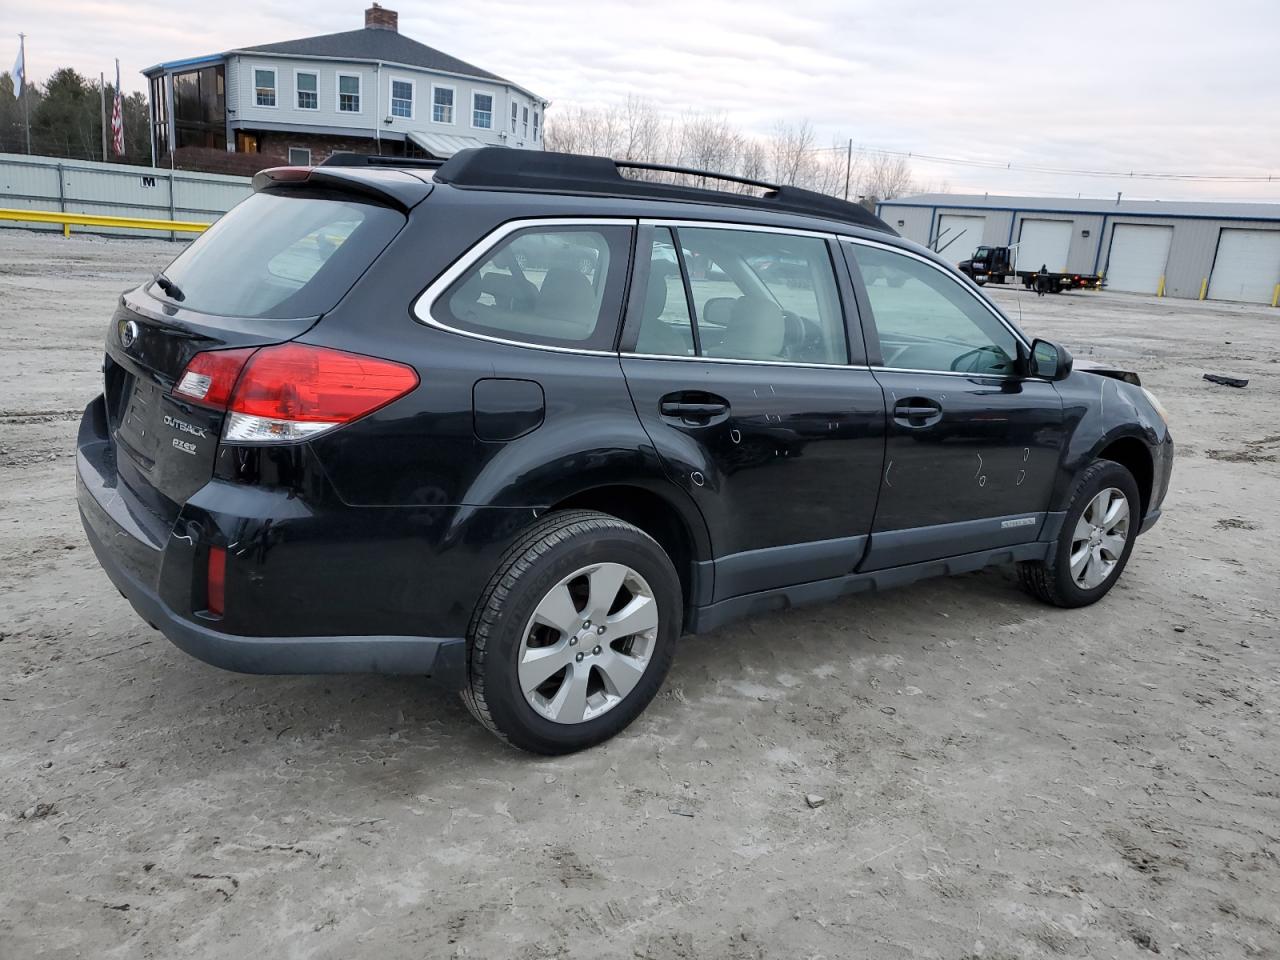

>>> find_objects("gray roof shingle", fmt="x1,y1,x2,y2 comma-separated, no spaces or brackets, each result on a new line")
237,27,514,88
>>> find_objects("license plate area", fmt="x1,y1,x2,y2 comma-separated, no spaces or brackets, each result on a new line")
104,354,133,436
117,377,163,471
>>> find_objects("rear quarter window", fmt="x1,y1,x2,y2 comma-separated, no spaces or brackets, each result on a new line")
430,224,633,351
153,190,404,320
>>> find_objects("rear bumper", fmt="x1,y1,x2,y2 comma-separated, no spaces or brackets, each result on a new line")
79,506,465,680
76,395,467,683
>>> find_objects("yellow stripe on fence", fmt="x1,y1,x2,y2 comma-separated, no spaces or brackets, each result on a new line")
0,208,210,237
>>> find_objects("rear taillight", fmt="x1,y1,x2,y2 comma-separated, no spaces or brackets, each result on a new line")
174,343,419,444
207,545,227,617
173,348,256,408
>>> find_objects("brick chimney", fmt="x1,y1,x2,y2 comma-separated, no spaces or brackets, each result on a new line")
365,3,398,31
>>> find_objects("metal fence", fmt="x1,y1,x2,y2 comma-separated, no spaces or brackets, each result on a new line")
0,153,252,239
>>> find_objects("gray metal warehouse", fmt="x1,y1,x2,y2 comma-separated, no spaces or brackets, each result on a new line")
875,194,1280,304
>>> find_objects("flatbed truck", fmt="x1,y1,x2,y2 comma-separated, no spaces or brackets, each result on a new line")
957,245,1102,292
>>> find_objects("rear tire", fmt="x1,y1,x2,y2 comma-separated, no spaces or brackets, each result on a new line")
1018,459,1140,608
462,510,681,754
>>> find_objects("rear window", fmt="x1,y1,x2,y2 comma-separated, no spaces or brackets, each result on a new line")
153,190,404,319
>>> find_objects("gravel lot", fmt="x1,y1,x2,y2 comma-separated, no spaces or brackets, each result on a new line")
2,230,1277,960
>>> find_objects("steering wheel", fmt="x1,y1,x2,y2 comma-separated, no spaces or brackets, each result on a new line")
950,344,1011,374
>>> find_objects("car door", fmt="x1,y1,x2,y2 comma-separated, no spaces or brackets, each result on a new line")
842,239,1066,570
619,222,886,601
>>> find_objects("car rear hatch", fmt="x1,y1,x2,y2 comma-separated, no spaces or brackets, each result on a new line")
101,174,417,526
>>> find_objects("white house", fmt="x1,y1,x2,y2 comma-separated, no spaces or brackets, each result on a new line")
143,4,550,166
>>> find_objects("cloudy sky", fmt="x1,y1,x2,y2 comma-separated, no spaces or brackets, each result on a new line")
9,0,1280,201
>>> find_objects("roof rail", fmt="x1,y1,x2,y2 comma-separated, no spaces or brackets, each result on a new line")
616,159,777,193
319,152,444,170
433,148,895,235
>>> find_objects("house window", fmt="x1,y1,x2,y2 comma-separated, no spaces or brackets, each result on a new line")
511,102,518,132
296,72,317,110
472,92,493,129
288,147,312,166
390,78,414,119
432,85,455,124
532,109,539,139
337,73,361,112
522,106,529,137
254,68,276,108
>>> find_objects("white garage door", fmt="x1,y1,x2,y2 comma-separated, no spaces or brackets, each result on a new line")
1208,229,1280,303
1105,224,1173,294
934,214,986,263
1016,219,1073,273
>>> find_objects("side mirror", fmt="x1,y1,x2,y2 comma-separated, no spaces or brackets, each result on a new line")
1029,338,1073,381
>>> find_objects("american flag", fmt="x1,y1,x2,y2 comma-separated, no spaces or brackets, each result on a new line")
110,58,124,157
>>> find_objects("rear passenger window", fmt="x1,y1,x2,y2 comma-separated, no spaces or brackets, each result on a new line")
633,226,847,364
435,225,631,350
634,228,696,356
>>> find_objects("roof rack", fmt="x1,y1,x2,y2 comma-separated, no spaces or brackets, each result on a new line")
433,148,895,235
320,152,444,170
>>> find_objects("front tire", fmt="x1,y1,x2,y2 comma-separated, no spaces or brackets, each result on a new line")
462,510,681,754
1018,459,1140,608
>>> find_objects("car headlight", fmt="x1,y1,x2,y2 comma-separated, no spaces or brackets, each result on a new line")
1140,386,1169,425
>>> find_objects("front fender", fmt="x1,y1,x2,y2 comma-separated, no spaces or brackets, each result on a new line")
1050,370,1170,512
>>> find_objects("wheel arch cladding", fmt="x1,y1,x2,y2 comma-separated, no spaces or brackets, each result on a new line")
549,484,707,610
1097,435,1154,518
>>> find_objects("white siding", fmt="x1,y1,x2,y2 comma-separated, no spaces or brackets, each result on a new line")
1105,224,1173,294
0,152,250,237
229,54,542,150
877,199,1280,300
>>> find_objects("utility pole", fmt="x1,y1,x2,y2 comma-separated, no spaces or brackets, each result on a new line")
99,72,108,161
843,138,853,200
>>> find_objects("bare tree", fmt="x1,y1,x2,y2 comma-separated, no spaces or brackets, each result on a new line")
618,95,665,161
543,98,919,205
859,151,916,203
769,119,816,186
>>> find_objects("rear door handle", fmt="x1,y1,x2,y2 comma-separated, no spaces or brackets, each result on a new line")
892,399,943,428
659,393,730,426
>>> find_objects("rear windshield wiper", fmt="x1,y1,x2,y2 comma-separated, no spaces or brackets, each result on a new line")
154,273,185,302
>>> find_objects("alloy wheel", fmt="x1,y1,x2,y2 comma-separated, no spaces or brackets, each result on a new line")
517,562,659,724
1069,486,1131,590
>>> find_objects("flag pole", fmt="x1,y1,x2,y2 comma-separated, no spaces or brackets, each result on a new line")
100,72,108,161
18,33,31,154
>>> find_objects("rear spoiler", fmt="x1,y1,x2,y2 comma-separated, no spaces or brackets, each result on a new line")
252,165,433,211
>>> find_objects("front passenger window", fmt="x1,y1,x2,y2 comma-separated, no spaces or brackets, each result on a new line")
849,243,1019,375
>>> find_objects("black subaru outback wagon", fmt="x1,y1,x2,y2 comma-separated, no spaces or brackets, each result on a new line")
77,148,1173,753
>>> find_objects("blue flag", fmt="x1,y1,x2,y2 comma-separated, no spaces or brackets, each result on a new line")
12,36,25,96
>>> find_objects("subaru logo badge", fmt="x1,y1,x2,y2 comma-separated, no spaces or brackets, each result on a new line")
120,320,139,349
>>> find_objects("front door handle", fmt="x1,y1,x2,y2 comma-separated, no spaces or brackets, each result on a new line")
892,398,943,428
660,393,730,426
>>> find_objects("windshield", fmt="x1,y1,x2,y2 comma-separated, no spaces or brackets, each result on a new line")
974,246,993,259
154,190,404,319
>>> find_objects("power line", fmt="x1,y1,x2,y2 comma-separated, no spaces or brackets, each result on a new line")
805,143,1277,184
